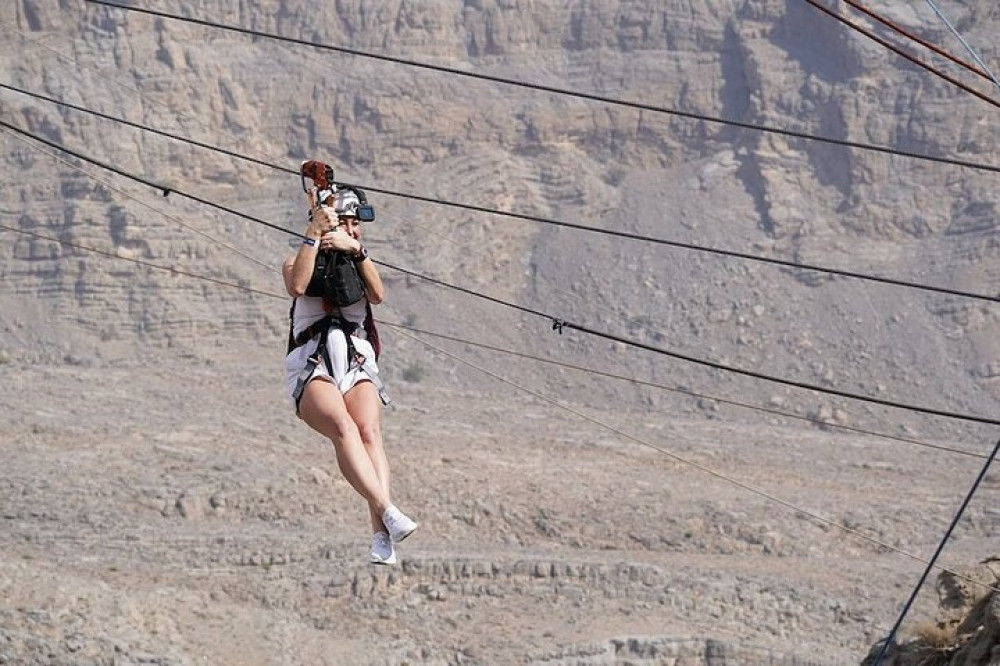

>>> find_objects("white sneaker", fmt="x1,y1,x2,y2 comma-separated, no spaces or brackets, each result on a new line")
369,531,396,565
382,505,418,543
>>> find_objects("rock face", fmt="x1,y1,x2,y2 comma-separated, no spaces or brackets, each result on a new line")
2,0,1000,664
4,0,999,391
862,559,1000,665
2,0,997,435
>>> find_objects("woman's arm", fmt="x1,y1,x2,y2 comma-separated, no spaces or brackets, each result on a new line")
355,252,384,305
283,204,333,297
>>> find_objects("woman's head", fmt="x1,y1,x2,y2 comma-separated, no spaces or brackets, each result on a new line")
323,186,375,221
321,189,363,238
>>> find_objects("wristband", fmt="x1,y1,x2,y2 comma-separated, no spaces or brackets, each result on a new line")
302,237,318,247
352,245,369,263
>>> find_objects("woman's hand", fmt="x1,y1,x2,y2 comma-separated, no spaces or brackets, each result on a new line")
320,227,362,254
306,206,335,240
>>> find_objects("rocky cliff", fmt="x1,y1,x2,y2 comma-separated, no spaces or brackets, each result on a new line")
3,1,997,437
2,1,1000,663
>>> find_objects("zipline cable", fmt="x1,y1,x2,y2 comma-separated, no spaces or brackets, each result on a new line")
924,0,1000,91
0,84,689,352
391,324,1000,595
4,115,997,426
5,147,997,600
0,122,275,271
10,74,999,415
0,204,984,460
0,114,1000,425
4,91,999,306
0,117,295,239
0,20,282,161
0,82,284,174
799,0,1000,109
1,222,993,597
870,8,1000,660
83,0,1000,175
838,0,991,81
871,435,1000,665
380,260,1000,427
0,222,284,299
381,321,988,460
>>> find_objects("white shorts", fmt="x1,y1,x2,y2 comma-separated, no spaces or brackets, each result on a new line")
284,327,380,409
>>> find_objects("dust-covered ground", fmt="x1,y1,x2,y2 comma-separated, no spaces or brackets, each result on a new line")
3,1,1000,664
2,345,999,665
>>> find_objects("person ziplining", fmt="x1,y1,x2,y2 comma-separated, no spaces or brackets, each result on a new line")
283,160,418,566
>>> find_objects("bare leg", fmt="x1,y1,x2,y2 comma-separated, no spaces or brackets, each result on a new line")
299,378,390,515
344,381,391,533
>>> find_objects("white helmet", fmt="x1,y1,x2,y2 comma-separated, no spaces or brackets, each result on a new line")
331,188,361,217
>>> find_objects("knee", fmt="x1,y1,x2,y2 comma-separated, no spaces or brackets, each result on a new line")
357,420,382,447
327,415,361,445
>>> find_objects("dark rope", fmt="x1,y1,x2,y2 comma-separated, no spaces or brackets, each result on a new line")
872,435,1000,665
4,117,998,426
3,93,998,305
84,0,1000,173
800,0,1000,109
840,0,991,80
378,261,1000,427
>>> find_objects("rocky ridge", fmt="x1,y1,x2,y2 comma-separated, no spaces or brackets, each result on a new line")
2,0,1000,664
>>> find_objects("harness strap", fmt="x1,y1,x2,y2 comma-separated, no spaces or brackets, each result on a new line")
290,315,348,413
353,349,391,406
291,346,321,414
288,304,389,411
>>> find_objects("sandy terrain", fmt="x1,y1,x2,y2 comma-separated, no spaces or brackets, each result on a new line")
2,344,998,664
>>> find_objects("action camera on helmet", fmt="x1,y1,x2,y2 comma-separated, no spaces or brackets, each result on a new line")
337,185,376,222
